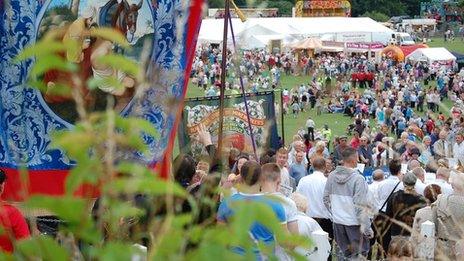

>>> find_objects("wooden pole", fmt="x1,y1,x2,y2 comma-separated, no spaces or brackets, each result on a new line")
217,0,230,155
280,90,285,147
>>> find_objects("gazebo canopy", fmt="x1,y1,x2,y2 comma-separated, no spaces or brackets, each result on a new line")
290,37,323,49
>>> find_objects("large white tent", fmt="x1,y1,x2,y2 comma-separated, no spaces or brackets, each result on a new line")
406,48,456,64
198,17,393,46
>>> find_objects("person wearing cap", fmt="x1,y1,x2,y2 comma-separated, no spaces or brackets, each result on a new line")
358,135,373,167
384,172,427,250
333,135,349,166
0,169,30,252
373,137,394,168
63,6,96,63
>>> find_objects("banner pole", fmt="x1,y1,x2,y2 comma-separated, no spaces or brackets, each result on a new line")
218,0,230,156
280,90,285,147
227,7,259,162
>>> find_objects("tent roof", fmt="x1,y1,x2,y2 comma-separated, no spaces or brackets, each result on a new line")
399,44,429,57
406,47,456,62
236,24,278,38
237,35,267,50
291,37,323,49
234,34,296,50
198,17,393,43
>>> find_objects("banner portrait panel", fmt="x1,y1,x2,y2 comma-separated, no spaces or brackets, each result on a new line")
178,92,280,157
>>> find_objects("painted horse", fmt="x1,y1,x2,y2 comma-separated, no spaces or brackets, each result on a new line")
99,0,143,42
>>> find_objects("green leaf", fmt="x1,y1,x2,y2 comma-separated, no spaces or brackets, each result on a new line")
0,252,12,261
30,54,77,77
52,131,95,157
30,81,72,98
107,201,144,222
15,235,69,261
65,158,102,194
90,28,130,48
92,242,135,261
15,41,66,62
116,162,155,177
172,213,193,228
152,229,185,260
24,196,89,226
96,54,140,76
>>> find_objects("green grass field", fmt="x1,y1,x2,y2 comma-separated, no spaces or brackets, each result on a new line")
174,37,460,155
185,74,355,146
428,37,464,53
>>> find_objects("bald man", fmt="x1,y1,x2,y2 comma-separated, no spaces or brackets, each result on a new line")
430,167,454,195
412,167,427,195
369,169,385,211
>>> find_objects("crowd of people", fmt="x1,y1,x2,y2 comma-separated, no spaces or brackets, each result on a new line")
172,120,464,260
2,45,464,259
184,44,464,260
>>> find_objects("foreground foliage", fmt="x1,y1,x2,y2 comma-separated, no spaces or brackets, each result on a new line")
5,28,310,260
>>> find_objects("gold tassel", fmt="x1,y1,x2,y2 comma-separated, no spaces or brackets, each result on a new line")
231,0,247,22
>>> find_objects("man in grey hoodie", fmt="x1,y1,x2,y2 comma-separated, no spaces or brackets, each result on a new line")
323,147,372,259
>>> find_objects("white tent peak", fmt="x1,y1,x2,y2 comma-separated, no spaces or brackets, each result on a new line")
198,17,393,45
406,47,456,63
236,24,278,38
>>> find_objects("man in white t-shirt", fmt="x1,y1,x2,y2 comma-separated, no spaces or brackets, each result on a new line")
412,167,427,196
296,157,333,241
429,167,454,195
306,116,315,141
368,169,385,211
377,159,404,212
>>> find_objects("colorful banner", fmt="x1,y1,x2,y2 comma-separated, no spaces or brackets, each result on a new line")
346,42,385,50
178,92,280,157
0,0,203,200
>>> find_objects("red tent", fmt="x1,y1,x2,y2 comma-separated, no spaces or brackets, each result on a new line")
399,44,429,58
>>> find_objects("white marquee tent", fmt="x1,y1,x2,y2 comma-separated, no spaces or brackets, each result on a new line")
406,48,456,64
198,17,393,46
